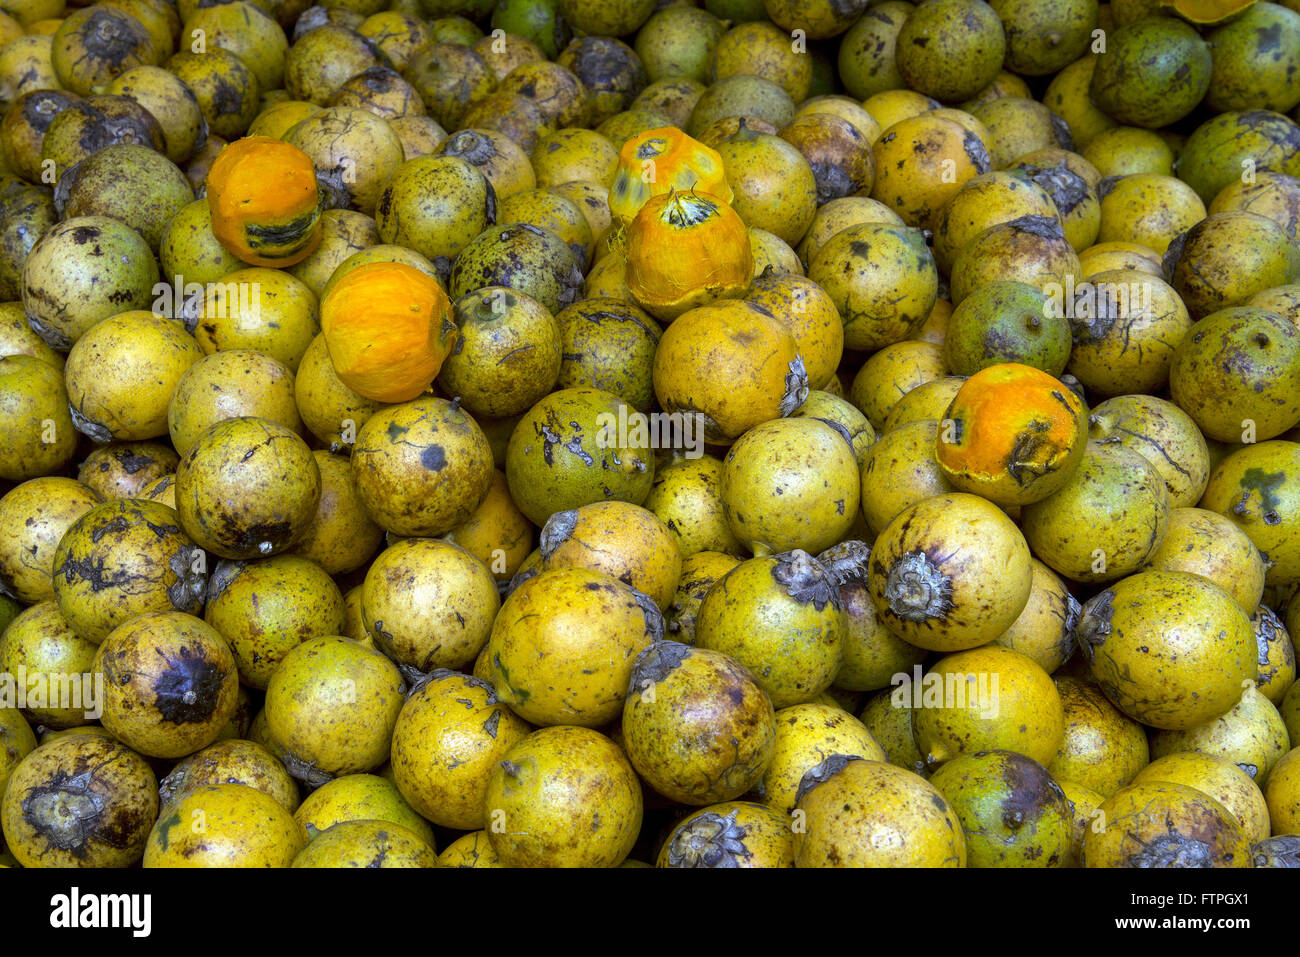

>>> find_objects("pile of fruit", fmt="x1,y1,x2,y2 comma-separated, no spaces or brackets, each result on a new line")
0,0,1299,869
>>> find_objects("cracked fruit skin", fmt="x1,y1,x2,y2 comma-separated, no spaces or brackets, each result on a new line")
793,757,966,868
483,725,643,868
928,749,1073,868
1083,781,1251,868
621,640,776,806
1077,570,1256,731
608,126,731,223
206,136,323,268
913,646,1065,768
321,261,458,404
866,492,1033,652
144,784,306,868
935,363,1088,506
487,567,658,727
2,731,158,869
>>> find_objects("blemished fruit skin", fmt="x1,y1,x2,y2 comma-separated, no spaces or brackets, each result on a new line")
1083,781,1252,868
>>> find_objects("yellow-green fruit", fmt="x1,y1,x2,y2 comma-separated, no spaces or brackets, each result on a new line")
1149,685,1291,787
1088,16,1211,129
291,450,386,576
643,455,743,559
292,773,433,847
175,415,321,560
1097,173,1206,255
204,554,346,689
193,268,319,373
1083,782,1251,868
158,199,243,292
666,550,742,644
1199,440,1300,586
858,690,928,776
437,830,501,868
145,784,305,868
851,340,947,429
867,492,1033,652
720,417,860,556
791,392,876,469
1266,746,1300,834
992,559,1079,674
538,501,681,611
912,645,1065,768
1021,441,1171,584
264,636,405,781
793,757,965,867
894,0,1006,103
484,725,643,868
657,801,795,868
622,640,775,806
755,703,885,813
52,499,206,644
293,333,382,452
1047,676,1149,797
159,739,299,813
552,297,661,414
0,355,76,481
0,603,96,729
949,215,1081,305
696,551,845,709
1077,570,1257,731
2,732,157,868
872,114,992,234
486,566,659,727
1059,779,1104,867
1141,508,1266,614
292,820,436,868
389,669,531,830
373,155,496,276
1252,606,1296,704
1009,149,1102,251
361,538,498,674
1087,394,1210,509
0,706,37,804
1132,752,1271,845
928,749,1072,868
859,419,954,535
78,442,178,502
933,170,1061,275
167,350,302,459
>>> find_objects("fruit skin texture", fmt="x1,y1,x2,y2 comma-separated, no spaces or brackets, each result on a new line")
1165,214,1298,321
1131,752,1271,845
912,645,1065,768
291,820,437,868
755,703,886,814
895,0,1007,104
1169,306,1300,442
867,492,1033,652
2,732,158,868
608,126,731,223
1083,781,1252,868
657,801,795,868
621,640,776,806
144,784,306,868
1200,440,1300,586
1077,570,1257,731
0,355,77,481
1089,16,1211,128
389,669,531,831
483,725,643,868
206,136,323,267
321,261,458,404
928,749,1073,867
1048,676,1150,797
793,757,966,867
935,363,1088,506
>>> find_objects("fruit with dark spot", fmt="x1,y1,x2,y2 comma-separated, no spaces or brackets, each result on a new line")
505,386,655,526
351,396,494,537
950,214,1081,305
1089,16,1211,128
1142,508,1266,615
1008,147,1102,251
1077,570,1256,730
1132,752,1271,845
167,49,261,141
0,602,99,729
105,65,207,165
1204,3,1300,114
21,215,158,349
688,74,797,140
290,450,385,576
944,282,1071,376
390,669,530,829
929,750,1072,867
1200,440,1300,586
895,0,1006,103
622,639,775,804
553,297,661,413
860,419,955,535
56,144,194,252
1169,306,1300,442
174,415,321,560
1047,676,1149,797
836,2,912,100
0,706,36,804
486,566,658,726
50,5,160,97
160,738,299,812
285,106,404,217
868,492,1032,650
53,498,208,644
450,222,585,316
291,820,437,868
666,550,742,643
793,757,965,866
933,169,1061,275
1,731,157,868
1083,781,1251,867
143,783,305,867
989,0,1099,76
755,702,885,813
658,801,795,868
1087,394,1209,509
1149,684,1290,787
292,773,433,846
94,611,238,759
168,351,301,459
484,725,642,867
374,155,496,275
696,550,845,707
1265,746,1300,834
991,559,1079,674
539,500,680,610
